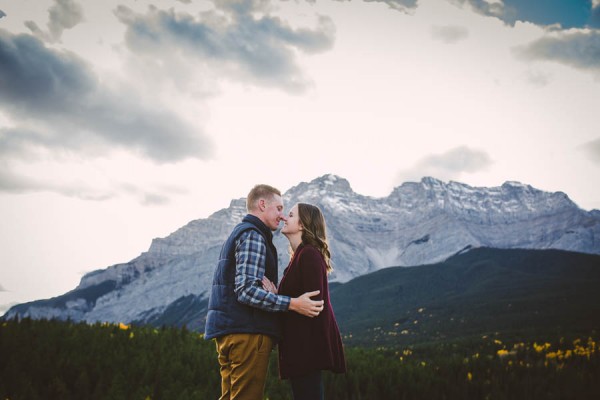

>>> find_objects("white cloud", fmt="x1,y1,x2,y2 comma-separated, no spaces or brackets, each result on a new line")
523,69,551,86
363,0,418,13
25,0,84,43
396,146,494,184
0,162,184,204
580,137,600,165
431,24,469,43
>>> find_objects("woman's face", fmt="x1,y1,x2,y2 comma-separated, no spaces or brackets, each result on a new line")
281,204,302,236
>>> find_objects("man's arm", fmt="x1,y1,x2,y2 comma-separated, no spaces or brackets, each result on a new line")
235,231,323,317
289,291,323,317
261,276,324,317
234,230,290,312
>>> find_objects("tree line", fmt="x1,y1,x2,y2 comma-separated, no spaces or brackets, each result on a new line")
1,319,599,399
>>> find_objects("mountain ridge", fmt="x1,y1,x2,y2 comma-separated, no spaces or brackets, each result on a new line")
4,174,600,328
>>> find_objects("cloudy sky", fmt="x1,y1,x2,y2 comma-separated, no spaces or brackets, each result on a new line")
1,0,600,313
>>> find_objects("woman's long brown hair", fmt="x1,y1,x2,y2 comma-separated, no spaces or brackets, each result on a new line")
298,203,333,274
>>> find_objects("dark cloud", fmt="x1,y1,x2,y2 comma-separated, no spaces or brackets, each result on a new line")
396,146,493,183
515,31,600,72
26,0,84,43
0,31,95,114
593,3,600,27
0,29,213,163
431,25,469,44
0,10,6,19
453,0,600,29
449,0,508,23
581,137,600,165
114,2,335,92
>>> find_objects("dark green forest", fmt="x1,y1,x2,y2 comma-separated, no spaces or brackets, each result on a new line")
2,248,600,399
1,319,599,399
332,248,600,347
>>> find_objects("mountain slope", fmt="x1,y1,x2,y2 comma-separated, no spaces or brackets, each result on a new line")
4,174,600,326
331,247,600,346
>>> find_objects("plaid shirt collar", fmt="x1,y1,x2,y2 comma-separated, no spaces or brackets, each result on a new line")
242,214,273,242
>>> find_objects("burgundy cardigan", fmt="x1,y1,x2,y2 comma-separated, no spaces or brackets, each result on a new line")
277,243,346,379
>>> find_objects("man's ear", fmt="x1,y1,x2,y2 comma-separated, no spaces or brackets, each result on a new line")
258,198,266,212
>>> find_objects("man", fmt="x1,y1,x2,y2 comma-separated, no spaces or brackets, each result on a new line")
205,184,324,400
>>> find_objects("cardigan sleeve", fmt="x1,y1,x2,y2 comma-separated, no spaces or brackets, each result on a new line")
297,247,326,302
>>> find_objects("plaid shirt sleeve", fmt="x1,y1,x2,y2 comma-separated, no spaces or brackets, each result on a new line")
234,230,291,312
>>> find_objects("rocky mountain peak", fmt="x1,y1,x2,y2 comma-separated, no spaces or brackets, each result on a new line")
4,175,599,327
285,174,354,202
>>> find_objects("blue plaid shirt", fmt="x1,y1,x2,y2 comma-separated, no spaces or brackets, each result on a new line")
234,230,291,312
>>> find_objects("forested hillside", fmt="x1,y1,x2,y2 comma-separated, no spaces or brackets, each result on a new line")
331,248,600,346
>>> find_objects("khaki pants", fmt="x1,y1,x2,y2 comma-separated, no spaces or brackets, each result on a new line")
215,333,273,400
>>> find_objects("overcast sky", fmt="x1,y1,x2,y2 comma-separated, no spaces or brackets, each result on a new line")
1,0,600,313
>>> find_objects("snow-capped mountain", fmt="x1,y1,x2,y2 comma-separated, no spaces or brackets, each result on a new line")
4,175,600,328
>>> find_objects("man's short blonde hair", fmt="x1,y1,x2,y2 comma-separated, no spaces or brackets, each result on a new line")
246,184,282,212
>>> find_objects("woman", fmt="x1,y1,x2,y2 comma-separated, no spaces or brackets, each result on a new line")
263,203,346,400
